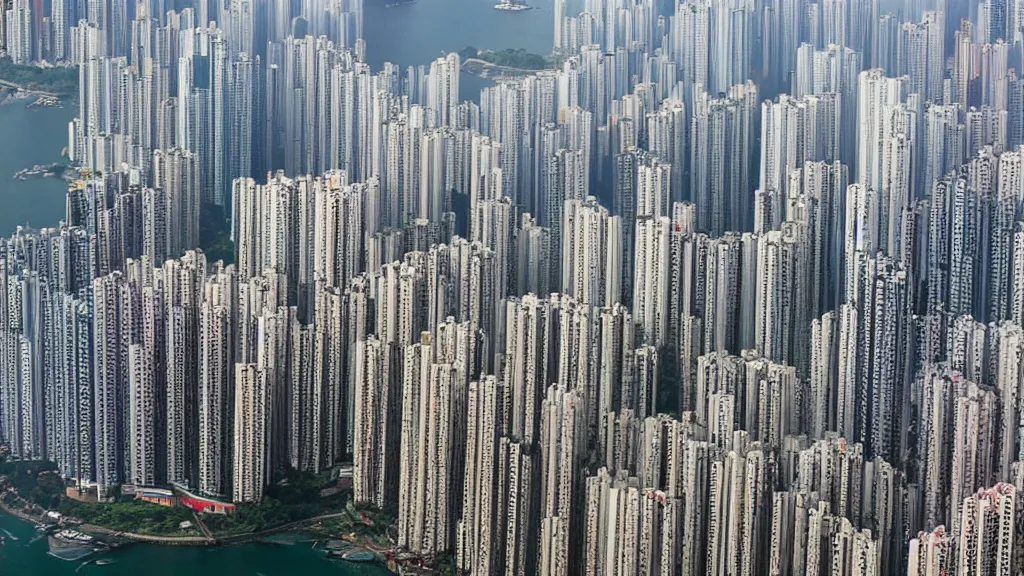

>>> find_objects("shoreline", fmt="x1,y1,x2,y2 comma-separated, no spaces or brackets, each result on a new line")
0,495,369,550
460,57,546,81
0,77,73,108
0,492,49,527
460,56,547,73
0,506,401,574
0,510,400,575
0,92,68,107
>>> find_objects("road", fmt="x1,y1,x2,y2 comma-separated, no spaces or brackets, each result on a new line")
192,510,214,539
0,78,60,98
217,510,352,544
78,524,214,545
76,510,354,546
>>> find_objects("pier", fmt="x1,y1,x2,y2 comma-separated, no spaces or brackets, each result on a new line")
12,162,66,181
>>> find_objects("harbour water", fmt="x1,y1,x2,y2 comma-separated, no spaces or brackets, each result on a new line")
364,0,553,101
362,0,553,69
0,102,75,237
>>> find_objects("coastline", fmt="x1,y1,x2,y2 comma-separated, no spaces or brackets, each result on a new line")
0,506,401,572
0,92,66,107
0,509,400,575
0,462,396,566
0,68,75,107
0,99,74,236
0,58,78,101
460,57,546,80
0,493,394,562
0,491,48,527
0,87,68,110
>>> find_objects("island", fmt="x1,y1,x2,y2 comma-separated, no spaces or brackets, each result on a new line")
459,46,549,71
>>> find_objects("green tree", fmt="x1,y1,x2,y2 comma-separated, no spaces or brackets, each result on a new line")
200,203,234,265
477,48,548,70
0,57,79,94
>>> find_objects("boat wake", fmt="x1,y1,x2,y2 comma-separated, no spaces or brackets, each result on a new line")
1,529,19,541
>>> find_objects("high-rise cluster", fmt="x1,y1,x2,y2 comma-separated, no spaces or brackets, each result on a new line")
3,0,1024,574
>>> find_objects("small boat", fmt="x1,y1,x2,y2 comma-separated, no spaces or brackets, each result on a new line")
95,559,115,566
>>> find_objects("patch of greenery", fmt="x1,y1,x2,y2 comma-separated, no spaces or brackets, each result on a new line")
200,202,234,265
463,47,549,70
265,469,349,521
204,469,351,536
0,57,78,95
316,502,393,548
0,460,65,510
57,499,200,536
434,552,458,576
202,498,292,536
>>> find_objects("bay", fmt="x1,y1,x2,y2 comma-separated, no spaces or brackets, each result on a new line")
362,0,554,100
362,0,553,69
0,101,75,237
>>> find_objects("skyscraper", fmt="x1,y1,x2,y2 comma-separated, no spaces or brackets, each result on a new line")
691,83,759,235
232,363,267,503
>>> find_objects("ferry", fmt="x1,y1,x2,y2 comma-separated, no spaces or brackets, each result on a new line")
494,0,531,10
